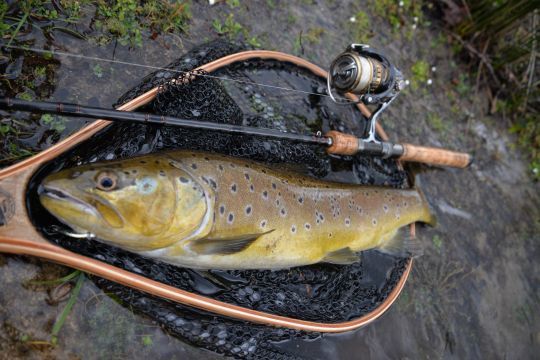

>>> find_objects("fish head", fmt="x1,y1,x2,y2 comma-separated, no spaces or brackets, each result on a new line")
39,156,211,251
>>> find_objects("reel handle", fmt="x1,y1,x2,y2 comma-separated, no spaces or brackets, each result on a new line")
325,131,472,168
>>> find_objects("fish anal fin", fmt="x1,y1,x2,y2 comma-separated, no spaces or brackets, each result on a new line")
322,247,360,265
378,226,423,258
191,230,273,255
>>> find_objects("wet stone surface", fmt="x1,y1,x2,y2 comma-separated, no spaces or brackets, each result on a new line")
1,1,539,359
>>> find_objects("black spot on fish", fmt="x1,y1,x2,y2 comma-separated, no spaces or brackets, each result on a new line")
159,170,166,177
372,218,377,226
345,218,351,226
209,179,217,189
305,223,311,230
191,163,197,170
155,160,160,165
228,213,234,223
291,225,296,233
231,184,237,193
179,177,190,183
249,184,254,192
261,220,267,228
140,161,146,164
123,171,130,176
204,157,210,161
244,173,250,181
131,169,138,174
272,183,277,190
280,208,286,216
298,197,303,204
245,206,252,215
262,190,268,199
230,163,236,168
276,199,280,206
261,169,267,174
218,165,224,171
219,205,225,215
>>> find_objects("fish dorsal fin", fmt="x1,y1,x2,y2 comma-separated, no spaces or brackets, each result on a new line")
378,226,424,258
322,247,360,265
191,230,274,255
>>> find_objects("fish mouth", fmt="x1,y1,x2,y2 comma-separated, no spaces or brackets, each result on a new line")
39,184,97,214
40,183,125,228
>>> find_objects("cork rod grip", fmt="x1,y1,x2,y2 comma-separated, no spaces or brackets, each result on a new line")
400,143,472,168
325,130,359,155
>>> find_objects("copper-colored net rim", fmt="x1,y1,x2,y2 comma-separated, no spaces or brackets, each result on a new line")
0,50,413,333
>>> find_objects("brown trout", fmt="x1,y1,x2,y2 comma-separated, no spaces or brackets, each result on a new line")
39,150,435,269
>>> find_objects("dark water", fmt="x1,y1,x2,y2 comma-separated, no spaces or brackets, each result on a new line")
1,1,539,359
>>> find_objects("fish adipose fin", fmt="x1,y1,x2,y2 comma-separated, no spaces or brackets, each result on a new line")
378,227,424,258
191,230,274,255
322,247,360,265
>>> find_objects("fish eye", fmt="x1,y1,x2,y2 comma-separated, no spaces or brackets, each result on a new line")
95,171,118,191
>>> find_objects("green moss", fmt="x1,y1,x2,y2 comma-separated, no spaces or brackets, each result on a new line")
1,1,191,48
426,112,449,134
141,335,153,347
369,0,423,32
213,13,244,38
410,60,430,89
212,12,261,47
510,113,540,180
304,27,325,44
432,235,443,251
455,73,471,96
41,114,67,133
350,11,372,44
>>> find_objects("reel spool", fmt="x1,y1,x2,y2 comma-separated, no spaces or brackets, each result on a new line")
327,44,405,142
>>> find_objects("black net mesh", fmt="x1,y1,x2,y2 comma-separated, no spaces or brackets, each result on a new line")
27,40,410,359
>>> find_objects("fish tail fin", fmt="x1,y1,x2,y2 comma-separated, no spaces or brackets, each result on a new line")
417,184,437,227
379,227,424,258
410,170,437,227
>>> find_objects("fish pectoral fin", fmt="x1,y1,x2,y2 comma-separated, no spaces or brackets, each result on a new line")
322,247,360,265
191,230,274,255
378,226,424,258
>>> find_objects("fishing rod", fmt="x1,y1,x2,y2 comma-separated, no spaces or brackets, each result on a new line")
0,97,472,168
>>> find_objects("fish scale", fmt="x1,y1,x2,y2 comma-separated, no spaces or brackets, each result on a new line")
39,150,435,270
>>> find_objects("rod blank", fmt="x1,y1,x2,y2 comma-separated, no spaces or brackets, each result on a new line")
0,98,472,168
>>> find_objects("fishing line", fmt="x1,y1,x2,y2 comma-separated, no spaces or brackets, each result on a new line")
2,44,335,99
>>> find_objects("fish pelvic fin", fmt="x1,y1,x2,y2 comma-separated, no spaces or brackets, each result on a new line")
322,247,361,265
378,227,424,258
190,230,274,255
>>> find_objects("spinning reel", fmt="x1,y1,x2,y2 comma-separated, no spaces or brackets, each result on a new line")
328,44,405,143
